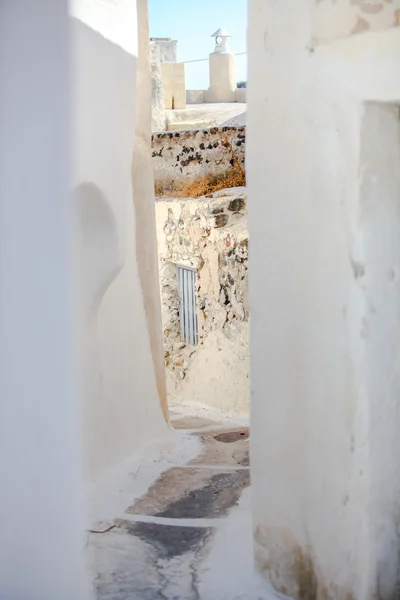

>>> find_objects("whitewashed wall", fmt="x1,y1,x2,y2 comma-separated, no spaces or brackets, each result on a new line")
0,1,89,598
71,0,170,484
0,1,171,597
248,0,400,598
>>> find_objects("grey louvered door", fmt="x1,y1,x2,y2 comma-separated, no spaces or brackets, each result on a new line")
177,265,198,345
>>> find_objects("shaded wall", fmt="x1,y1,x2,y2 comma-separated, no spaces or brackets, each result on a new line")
71,0,170,484
133,0,169,424
0,1,89,598
248,0,400,598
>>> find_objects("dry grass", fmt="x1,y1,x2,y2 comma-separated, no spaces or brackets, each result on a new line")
154,133,245,199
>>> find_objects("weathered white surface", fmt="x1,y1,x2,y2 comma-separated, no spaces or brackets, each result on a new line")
187,89,247,104
222,111,246,127
166,102,247,131
156,190,249,413
312,0,400,41
236,88,247,103
198,488,279,600
151,38,177,63
71,0,170,483
134,0,170,424
161,62,186,109
87,429,201,527
87,405,276,600
187,89,207,104
0,1,89,598
151,44,166,132
209,52,237,103
248,1,400,598
179,325,250,413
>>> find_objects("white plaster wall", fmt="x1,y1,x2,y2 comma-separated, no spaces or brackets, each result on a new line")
161,62,186,109
151,44,166,132
236,88,247,103
71,0,170,483
0,2,90,598
187,90,207,104
312,0,400,40
360,103,400,599
209,53,237,103
134,0,170,424
248,1,400,597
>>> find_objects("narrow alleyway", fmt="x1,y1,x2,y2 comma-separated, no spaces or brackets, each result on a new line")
87,404,280,600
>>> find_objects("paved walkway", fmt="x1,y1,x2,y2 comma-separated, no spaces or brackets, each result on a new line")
86,403,281,600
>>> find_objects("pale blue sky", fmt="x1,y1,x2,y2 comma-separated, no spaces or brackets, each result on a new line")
148,0,247,90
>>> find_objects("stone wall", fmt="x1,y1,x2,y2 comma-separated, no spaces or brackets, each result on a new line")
155,187,249,413
152,126,245,188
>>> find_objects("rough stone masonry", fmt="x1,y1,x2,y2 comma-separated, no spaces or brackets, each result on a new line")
155,187,249,413
152,127,246,190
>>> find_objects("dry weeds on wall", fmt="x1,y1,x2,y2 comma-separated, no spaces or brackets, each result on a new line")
154,131,246,198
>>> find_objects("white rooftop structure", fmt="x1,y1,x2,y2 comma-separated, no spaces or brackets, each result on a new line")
211,27,232,54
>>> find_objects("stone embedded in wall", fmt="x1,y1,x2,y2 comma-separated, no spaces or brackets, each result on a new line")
312,0,400,40
214,213,229,228
152,127,246,189
155,187,249,413
228,197,245,212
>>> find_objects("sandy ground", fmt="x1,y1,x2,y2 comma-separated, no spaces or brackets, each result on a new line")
86,401,285,600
